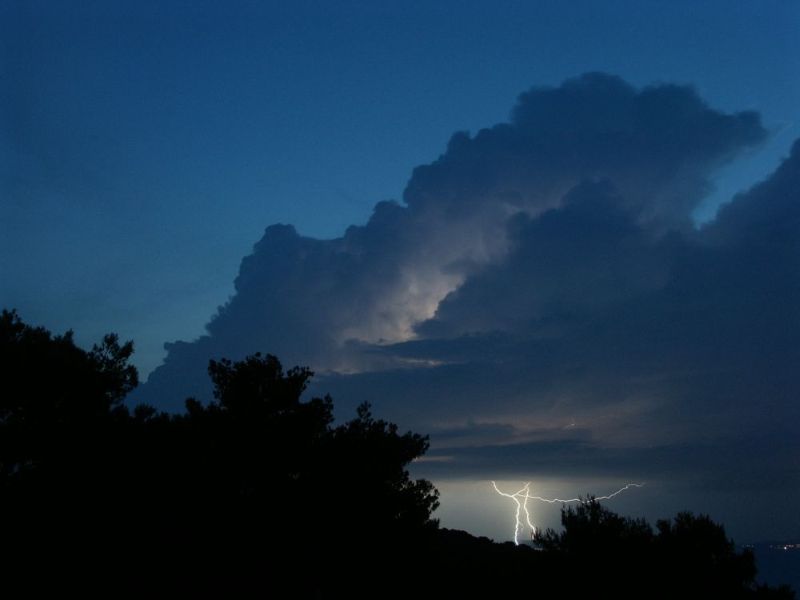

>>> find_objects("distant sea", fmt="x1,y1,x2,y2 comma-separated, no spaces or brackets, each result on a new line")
749,543,800,592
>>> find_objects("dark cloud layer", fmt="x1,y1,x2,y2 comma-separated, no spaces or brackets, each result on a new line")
323,140,799,498
134,74,799,536
138,73,766,406
406,73,763,230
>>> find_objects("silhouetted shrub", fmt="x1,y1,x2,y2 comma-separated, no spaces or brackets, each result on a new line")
0,310,793,599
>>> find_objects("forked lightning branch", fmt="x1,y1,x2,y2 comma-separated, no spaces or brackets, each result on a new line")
491,481,644,545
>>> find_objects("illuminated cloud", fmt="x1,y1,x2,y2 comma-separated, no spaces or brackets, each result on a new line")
320,139,800,501
134,74,800,540
138,73,767,412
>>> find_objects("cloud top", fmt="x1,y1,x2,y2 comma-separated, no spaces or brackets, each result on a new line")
138,73,768,413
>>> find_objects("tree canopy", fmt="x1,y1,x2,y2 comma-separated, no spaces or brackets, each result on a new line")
0,310,793,598
0,311,439,596
532,498,792,599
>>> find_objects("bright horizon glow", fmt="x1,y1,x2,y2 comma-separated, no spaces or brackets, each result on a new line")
491,481,645,545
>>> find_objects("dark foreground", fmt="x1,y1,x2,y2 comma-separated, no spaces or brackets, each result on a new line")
1,310,794,598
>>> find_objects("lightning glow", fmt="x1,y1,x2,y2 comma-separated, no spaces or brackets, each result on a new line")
491,481,644,545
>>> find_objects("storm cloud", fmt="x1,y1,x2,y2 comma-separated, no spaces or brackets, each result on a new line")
135,73,799,537
138,73,769,409
325,138,799,506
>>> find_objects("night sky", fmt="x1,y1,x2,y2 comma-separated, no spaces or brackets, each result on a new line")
3,1,799,543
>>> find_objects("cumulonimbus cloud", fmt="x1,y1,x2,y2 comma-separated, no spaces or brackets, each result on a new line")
320,138,799,499
137,73,769,414
135,71,799,542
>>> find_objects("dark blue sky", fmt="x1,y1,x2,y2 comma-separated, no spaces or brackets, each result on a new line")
3,1,799,543
3,1,798,375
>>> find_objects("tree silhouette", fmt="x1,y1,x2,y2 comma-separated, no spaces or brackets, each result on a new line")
1,313,441,595
536,494,653,554
0,309,136,429
0,310,794,598
186,353,440,594
655,512,759,596
534,498,794,598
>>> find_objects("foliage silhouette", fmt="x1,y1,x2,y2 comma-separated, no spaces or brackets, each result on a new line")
532,498,794,599
0,313,440,596
0,310,794,598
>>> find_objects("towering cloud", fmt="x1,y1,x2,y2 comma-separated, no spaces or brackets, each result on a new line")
138,73,768,413
136,73,800,540
321,139,800,501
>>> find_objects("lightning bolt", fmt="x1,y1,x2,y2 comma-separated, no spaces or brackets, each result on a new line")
491,481,535,545
491,481,644,545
